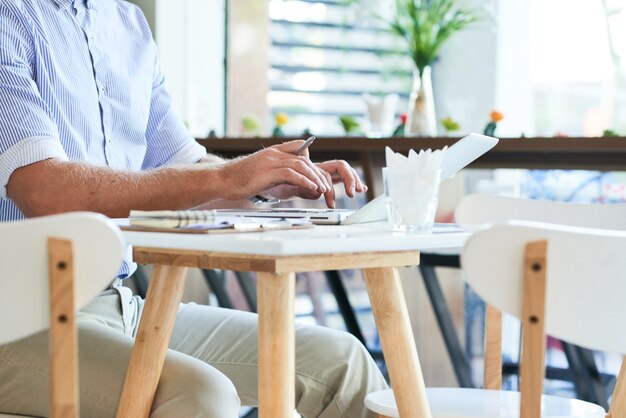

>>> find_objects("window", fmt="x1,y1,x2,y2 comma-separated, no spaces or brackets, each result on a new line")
268,0,412,135
497,0,626,137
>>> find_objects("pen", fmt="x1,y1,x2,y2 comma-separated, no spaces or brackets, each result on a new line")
293,135,316,155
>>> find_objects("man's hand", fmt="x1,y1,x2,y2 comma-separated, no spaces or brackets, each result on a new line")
316,160,368,197
261,159,368,209
218,140,333,201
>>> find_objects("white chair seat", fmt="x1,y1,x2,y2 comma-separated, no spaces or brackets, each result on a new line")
365,388,606,418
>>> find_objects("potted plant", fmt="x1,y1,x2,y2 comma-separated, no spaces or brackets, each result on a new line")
384,0,478,136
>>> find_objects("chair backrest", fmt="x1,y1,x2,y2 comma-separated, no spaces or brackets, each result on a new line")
455,193,626,230
462,221,626,354
462,221,626,418
455,193,626,414
0,212,125,344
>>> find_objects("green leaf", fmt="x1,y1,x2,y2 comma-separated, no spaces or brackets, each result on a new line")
383,0,478,71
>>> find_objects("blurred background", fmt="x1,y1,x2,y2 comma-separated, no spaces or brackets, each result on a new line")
127,1,626,415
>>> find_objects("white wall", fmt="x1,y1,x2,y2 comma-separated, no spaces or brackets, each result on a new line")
131,0,227,137
432,0,499,135
494,0,532,137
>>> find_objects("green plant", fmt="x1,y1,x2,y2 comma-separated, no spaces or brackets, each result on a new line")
339,115,361,134
602,129,619,137
440,116,460,133
241,114,260,135
386,0,478,75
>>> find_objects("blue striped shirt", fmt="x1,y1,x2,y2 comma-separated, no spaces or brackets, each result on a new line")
0,0,207,276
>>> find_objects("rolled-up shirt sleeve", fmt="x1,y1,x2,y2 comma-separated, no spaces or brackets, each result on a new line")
141,49,206,170
0,5,67,198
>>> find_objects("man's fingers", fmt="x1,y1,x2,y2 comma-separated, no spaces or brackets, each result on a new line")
263,146,327,191
282,158,329,193
276,167,318,191
323,160,357,197
271,140,309,158
351,167,367,192
312,164,333,191
321,170,335,208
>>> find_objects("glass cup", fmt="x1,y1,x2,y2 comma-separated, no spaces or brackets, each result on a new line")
383,167,441,232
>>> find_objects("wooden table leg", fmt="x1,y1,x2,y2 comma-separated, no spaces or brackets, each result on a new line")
116,265,188,418
258,272,295,418
362,267,432,418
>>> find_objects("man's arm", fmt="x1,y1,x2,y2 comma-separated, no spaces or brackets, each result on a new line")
198,153,227,166
195,151,368,209
7,141,330,218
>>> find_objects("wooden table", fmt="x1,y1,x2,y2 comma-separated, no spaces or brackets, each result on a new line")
197,136,626,201
115,223,470,418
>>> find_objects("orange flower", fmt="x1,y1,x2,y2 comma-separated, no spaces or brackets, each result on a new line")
490,110,504,123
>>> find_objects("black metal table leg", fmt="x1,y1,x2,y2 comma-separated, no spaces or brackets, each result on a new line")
235,271,258,312
202,269,234,309
325,270,367,345
573,345,613,409
419,262,475,388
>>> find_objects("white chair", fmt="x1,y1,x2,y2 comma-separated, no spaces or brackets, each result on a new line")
456,194,626,391
454,193,626,230
0,213,125,418
365,220,626,417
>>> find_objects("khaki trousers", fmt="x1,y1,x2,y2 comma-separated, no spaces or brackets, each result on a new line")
0,281,387,418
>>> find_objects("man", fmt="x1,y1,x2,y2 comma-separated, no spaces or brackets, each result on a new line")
0,0,388,417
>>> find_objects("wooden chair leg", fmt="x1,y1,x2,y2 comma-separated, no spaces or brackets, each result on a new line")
607,357,626,418
520,240,548,418
362,267,432,418
116,265,188,418
258,272,295,418
484,304,503,390
48,237,79,418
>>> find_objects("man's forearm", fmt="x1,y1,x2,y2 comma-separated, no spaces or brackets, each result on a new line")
198,153,227,166
7,140,338,218
7,159,229,218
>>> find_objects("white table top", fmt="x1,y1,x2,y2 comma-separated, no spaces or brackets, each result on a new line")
121,222,472,256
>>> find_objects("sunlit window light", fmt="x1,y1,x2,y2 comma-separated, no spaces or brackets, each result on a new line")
269,0,327,23
291,72,328,91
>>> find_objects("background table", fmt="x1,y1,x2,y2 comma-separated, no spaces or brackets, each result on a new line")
117,223,470,418
197,136,626,201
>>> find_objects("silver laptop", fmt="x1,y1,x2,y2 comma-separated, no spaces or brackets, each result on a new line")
218,133,499,225
214,208,354,225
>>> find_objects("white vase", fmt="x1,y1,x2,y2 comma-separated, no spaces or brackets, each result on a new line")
405,66,437,137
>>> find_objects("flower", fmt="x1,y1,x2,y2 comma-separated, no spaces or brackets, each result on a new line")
399,112,408,125
275,113,289,127
484,110,503,136
490,111,504,123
